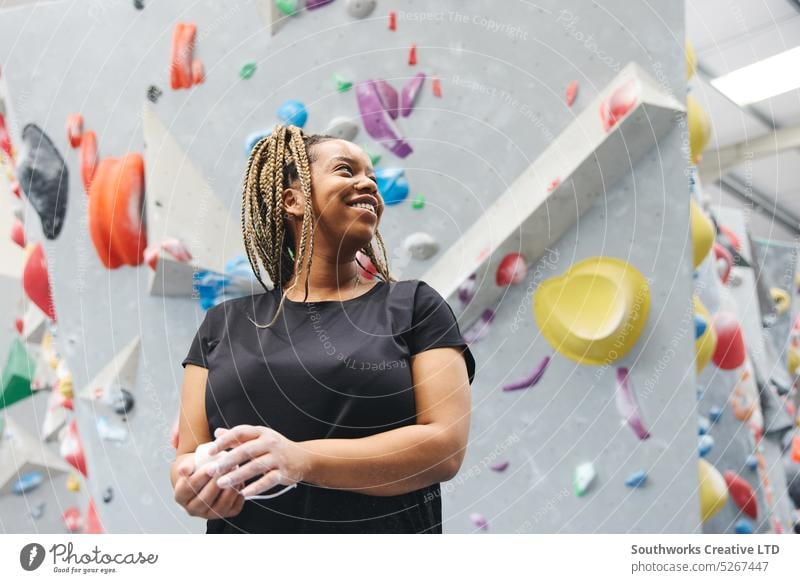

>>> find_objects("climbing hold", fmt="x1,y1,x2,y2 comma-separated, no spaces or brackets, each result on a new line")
134,0,145,9
106,386,134,416
375,167,408,205
96,416,128,442
599,77,640,131
22,243,57,321
408,43,417,66
723,470,758,519
144,238,192,271
791,434,800,463
401,232,438,260
191,59,205,85
708,406,722,422
373,79,399,119
694,314,707,339
734,518,754,534
146,85,163,103
690,199,714,269
366,150,381,166
30,502,45,520
573,462,596,496
345,0,375,18
80,130,98,194
400,72,426,117
698,416,709,435
244,129,271,154
713,242,732,284
332,72,352,92
66,473,81,492
533,257,650,366
686,39,696,80
698,434,714,457
566,80,578,106
17,124,69,240
463,309,495,344
744,454,758,472
84,498,104,534
717,223,742,252
411,194,425,209
432,76,442,97
616,367,650,440
62,507,82,533
325,116,359,141
687,95,711,164
102,486,113,503
388,10,396,31
502,356,550,392
88,154,147,269
1,337,36,410
496,252,527,286
276,99,308,128
10,217,25,248
710,312,746,370
698,458,728,522
276,0,299,15
66,113,83,148
307,0,334,9
14,317,23,335
694,296,716,373
547,178,561,192
356,80,412,158
489,461,509,472
469,512,488,530
170,23,198,90
60,419,87,478
11,471,44,495
239,62,257,80
624,470,647,488
770,287,790,316
355,250,378,280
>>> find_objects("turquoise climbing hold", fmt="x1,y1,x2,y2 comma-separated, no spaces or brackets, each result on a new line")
276,0,300,15
624,470,647,488
12,471,44,495
698,416,710,436
239,62,257,80
276,99,308,128
244,130,272,155
375,167,408,205
698,434,714,457
734,519,754,534
709,406,722,422
745,454,758,472
695,314,707,339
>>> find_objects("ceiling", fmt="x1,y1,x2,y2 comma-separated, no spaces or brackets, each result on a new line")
687,0,800,242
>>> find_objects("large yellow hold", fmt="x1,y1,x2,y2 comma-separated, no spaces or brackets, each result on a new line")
699,458,728,522
688,95,712,164
690,198,714,268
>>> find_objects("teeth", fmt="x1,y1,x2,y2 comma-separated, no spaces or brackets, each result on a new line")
350,202,375,214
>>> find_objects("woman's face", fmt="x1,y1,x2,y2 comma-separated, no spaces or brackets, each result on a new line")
284,139,384,256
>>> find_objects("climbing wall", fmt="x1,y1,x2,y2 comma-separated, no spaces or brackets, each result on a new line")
0,0,698,533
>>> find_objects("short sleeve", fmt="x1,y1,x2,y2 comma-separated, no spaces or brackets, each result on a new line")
181,310,214,369
407,281,476,385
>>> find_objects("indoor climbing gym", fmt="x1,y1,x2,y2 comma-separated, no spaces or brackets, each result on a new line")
0,0,799,579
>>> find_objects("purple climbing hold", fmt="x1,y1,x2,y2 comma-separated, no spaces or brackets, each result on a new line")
400,72,426,117
469,512,488,530
489,461,509,472
457,273,477,308
615,368,651,440
373,79,399,119
502,356,550,392
306,0,335,9
355,80,412,158
463,309,495,344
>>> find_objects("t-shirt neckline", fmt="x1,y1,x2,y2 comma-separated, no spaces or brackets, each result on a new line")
279,280,385,306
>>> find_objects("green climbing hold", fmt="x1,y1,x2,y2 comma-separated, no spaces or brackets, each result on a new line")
275,0,299,16
1,337,36,411
367,151,381,166
573,462,596,497
240,62,257,80
411,195,425,209
333,73,353,93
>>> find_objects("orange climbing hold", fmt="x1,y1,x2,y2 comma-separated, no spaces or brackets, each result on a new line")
191,58,205,85
88,153,147,269
66,113,83,148
791,434,800,463
408,43,417,66
170,22,197,90
432,76,442,97
566,80,578,106
723,470,758,519
80,130,98,194
23,242,57,321
388,10,396,31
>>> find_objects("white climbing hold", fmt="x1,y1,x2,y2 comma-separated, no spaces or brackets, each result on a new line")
325,116,359,141
402,232,439,260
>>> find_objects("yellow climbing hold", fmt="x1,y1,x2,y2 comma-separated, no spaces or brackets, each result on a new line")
688,95,712,164
699,458,728,522
686,39,696,80
690,198,714,269
770,287,790,316
694,295,717,374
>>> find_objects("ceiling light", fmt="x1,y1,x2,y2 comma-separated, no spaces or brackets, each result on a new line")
710,46,800,105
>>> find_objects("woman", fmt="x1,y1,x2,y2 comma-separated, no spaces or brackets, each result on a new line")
170,125,476,533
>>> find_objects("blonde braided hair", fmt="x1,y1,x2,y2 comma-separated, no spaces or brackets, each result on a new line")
242,124,395,328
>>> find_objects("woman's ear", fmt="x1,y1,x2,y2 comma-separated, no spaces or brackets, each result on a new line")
282,186,304,220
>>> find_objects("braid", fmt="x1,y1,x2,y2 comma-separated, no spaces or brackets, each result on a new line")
241,125,396,329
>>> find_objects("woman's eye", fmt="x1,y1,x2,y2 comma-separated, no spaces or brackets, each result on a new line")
337,166,353,175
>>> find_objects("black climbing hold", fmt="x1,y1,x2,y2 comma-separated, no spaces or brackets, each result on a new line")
146,85,162,103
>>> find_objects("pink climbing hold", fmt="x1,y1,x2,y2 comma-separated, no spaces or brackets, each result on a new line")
469,512,488,530
66,113,83,148
489,461,509,472
432,76,442,97
62,507,82,533
503,356,550,392
565,80,578,107
496,252,527,286
615,367,650,440
400,72,425,117
191,59,205,85
80,130,98,195
547,178,561,192
11,218,25,248
599,77,640,131
388,10,396,31
144,238,193,271
84,498,104,534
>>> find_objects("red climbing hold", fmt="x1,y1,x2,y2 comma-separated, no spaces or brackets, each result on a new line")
496,252,527,286
718,224,742,252
566,80,578,107
713,242,733,284
711,312,746,370
61,419,87,478
388,10,396,31
170,23,197,90
408,43,417,66
66,113,84,148
84,498,104,534
23,243,57,321
723,470,758,519
0,113,13,160
432,76,442,97
80,130,98,194
191,59,205,85
14,317,23,334
62,507,82,533
791,434,800,464
11,218,25,248
88,154,147,269
144,238,192,271
547,178,561,192
599,77,640,131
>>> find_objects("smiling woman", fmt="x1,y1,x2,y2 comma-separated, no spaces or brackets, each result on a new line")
171,125,476,534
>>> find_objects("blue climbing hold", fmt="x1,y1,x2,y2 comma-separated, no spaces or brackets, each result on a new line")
698,416,710,436
745,454,758,472
624,470,647,488
694,315,707,339
734,518,754,534
244,129,271,155
375,167,409,206
12,471,44,495
698,434,714,457
709,406,722,423
276,99,308,128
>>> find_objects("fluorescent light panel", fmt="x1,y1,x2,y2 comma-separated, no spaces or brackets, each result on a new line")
710,46,800,106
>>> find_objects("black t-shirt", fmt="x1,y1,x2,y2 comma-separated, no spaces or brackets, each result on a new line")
181,278,476,534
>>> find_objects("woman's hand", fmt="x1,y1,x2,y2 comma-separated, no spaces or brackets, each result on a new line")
205,425,311,498
173,455,246,519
